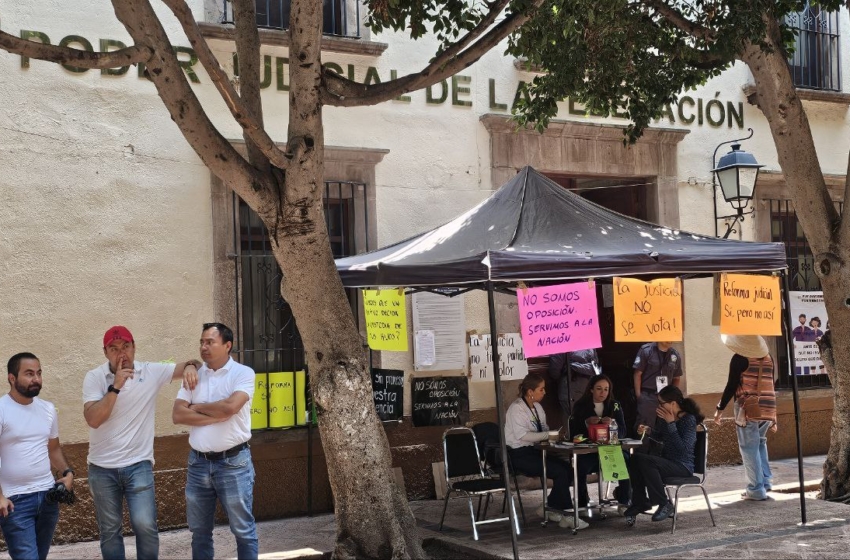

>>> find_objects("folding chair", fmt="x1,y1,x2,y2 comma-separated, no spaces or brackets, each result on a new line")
471,422,528,526
662,423,716,533
438,427,521,540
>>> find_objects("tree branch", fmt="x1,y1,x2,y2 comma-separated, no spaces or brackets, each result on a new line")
0,29,152,69
111,0,273,208
321,0,544,107
231,0,271,172
640,0,715,42
160,0,291,171
839,145,850,245
435,0,512,65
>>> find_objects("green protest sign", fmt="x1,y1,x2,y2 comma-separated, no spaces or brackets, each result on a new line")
598,445,630,481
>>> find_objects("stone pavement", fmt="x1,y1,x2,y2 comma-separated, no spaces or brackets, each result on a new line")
18,455,850,559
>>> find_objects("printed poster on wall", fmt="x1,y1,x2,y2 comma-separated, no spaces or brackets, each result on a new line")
468,333,529,382
719,273,782,336
516,282,601,358
363,289,408,351
612,277,683,342
789,291,829,375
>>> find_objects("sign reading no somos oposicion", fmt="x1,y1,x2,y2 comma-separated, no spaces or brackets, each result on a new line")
517,282,601,358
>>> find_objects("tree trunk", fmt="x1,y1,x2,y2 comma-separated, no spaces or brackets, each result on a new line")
741,16,850,502
264,2,425,557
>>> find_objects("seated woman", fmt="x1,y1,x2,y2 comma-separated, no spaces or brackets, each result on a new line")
505,373,588,530
569,375,630,512
624,385,704,522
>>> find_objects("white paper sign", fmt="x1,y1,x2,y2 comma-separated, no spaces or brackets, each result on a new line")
414,330,436,367
468,333,528,382
412,291,466,371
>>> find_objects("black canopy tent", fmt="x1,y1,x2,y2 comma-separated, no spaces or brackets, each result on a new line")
336,167,804,555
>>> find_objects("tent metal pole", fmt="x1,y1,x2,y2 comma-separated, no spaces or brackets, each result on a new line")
487,282,520,560
780,271,807,524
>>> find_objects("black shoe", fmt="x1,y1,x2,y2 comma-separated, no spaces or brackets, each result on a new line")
651,501,675,522
623,503,651,517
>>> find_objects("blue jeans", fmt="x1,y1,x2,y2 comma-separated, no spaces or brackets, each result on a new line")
0,490,59,560
185,448,258,560
87,460,159,560
735,405,773,499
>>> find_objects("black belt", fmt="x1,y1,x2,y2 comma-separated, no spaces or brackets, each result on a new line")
192,442,249,461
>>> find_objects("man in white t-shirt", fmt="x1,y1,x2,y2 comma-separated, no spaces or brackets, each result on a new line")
0,353,74,560
83,326,199,560
173,322,257,560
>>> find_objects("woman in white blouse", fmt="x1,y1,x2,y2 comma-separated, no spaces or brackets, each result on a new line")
505,373,587,530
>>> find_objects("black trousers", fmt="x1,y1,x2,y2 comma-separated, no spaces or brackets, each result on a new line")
578,453,632,505
629,453,691,507
509,446,575,510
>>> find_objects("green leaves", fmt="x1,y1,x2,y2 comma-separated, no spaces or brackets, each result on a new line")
507,0,813,142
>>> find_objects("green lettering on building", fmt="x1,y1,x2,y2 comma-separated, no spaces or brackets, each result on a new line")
512,81,530,111
390,70,411,102
100,39,130,76
19,30,51,69
451,75,472,107
489,79,507,110
427,80,449,104
277,57,290,91
260,55,272,89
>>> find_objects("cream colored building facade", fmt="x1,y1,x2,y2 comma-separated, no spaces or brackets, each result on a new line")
0,0,846,534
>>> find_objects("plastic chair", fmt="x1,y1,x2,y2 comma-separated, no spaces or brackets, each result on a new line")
471,422,528,526
438,427,521,540
662,423,716,533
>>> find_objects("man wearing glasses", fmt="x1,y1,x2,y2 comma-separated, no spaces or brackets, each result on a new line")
83,326,200,560
173,322,258,560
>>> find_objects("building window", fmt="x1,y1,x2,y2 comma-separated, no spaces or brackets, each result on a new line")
235,180,368,376
221,1,361,38
786,3,840,91
768,199,841,390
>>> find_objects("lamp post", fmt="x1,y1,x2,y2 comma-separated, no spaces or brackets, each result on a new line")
712,128,764,238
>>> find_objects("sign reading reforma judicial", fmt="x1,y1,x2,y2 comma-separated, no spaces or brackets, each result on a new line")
363,289,408,351
517,282,601,358
411,376,469,427
720,273,782,335
613,277,683,342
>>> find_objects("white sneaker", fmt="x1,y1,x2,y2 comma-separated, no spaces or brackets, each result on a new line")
535,506,562,522
559,516,589,530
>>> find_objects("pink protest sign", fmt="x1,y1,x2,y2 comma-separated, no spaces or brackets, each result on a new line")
517,282,601,358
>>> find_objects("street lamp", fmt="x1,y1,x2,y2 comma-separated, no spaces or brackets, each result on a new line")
712,128,764,238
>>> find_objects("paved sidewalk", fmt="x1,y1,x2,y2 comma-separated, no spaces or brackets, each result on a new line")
24,455,850,559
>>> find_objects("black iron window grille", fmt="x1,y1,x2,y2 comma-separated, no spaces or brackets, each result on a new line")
785,3,841,91
769,199,842,390
221,0,361,38
233,180,370,427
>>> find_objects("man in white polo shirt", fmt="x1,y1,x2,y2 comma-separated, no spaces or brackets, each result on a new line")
83,326,199,560
0,352,74,560
173,322,257,560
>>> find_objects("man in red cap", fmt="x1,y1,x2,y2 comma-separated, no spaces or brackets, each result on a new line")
82,326,199,560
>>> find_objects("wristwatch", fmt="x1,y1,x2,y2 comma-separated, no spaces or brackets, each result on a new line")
61,468,75,478
107,384,121,395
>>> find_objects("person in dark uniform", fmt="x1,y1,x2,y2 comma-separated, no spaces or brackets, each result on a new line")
632,342,682,430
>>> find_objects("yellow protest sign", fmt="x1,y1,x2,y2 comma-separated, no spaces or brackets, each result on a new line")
363,289,409,351
613,277,683,342
268,371,295,428
251,373,268,430
720,273,781,335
